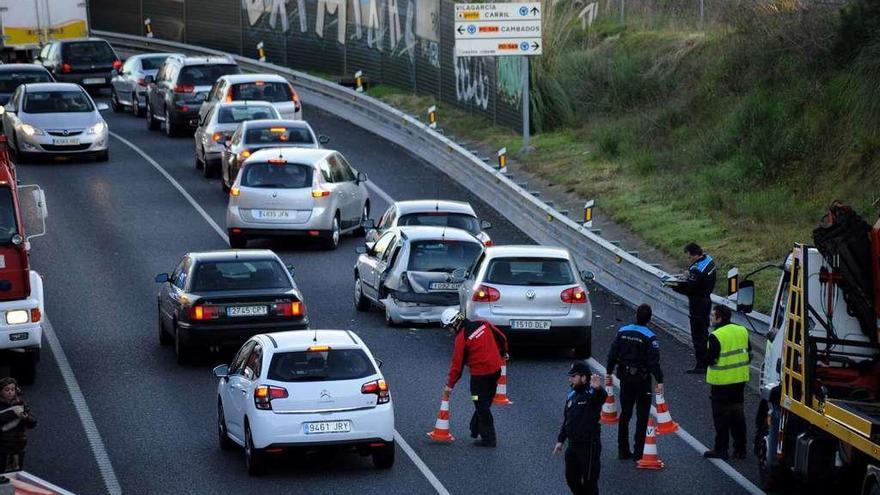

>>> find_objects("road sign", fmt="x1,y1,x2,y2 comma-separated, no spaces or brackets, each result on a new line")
454,3,542,57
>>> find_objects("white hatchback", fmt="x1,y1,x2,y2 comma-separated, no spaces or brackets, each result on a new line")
214,330,395,475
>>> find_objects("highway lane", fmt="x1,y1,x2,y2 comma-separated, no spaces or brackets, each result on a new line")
15,98,763,494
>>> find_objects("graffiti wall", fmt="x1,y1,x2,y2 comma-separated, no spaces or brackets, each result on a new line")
89,0,521,127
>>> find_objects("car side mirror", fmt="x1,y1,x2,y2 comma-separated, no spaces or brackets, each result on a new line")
144,75,155,85
318,135,330,145
286,264,295,277
155,273,169,283
736,280,755,313
451,268,468,280
96,103,110,112
212,364,229,379
480,220,493,230
356,171,367,184
580,270,595,282
376,359,383,369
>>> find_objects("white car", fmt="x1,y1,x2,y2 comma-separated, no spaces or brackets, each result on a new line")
202,73,302,122
213,330,395,475
193,101,280,178
367,200,493,246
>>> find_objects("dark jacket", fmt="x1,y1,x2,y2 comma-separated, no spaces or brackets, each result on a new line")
672,254,717,316
557,384,607,445
447,319,508,388
606,324,663,383
0,397,36,454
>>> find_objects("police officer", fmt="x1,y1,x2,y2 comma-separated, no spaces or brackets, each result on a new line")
669,242,717,373
553,362,606,495
703,304,751,459
606,304,664,460
442,307,508,447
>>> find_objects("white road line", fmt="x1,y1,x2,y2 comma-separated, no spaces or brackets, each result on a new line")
42,316,123,495
586,358,764,495
112,132,451,495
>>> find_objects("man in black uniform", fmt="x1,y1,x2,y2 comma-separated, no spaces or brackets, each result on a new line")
553,362,606,495
669,242,717,373
606,304,664,460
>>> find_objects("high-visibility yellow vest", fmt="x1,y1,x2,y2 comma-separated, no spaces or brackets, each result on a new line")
706,323,750,385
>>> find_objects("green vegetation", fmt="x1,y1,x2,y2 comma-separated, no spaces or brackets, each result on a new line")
368,0,880,312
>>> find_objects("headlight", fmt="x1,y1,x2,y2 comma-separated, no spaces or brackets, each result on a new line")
20,124,44,137
88,121,107,135
6,309,29,325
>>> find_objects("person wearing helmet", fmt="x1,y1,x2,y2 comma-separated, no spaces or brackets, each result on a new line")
442,307,508,447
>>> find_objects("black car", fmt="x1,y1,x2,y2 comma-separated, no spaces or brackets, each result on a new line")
34,38,120,90
156,250,308,364
0,65,54,106
145,55,240,137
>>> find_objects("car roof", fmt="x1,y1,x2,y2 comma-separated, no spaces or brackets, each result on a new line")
394,225,481,243
483,245,572,259
173,55,237,66
187,249,280,263
262,329,365,351
131,52,182,60
56,37,111,44
22,82,83,92
219,73,288,84
248,147,332,163
395,200,476,217
0,64,50,73
243,119,313,130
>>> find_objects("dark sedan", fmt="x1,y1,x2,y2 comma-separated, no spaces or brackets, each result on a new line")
156,249,309,364
0,65,54,106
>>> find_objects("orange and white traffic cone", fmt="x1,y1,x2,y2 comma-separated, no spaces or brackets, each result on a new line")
492,365,513,406
654,392,679,435
636,418,665,470
600,375,619,425
427,392,455,443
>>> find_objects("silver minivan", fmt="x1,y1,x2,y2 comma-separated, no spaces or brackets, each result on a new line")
225,147,370,250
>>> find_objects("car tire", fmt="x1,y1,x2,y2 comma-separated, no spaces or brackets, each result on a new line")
322,215,341,250
354,276,371,311
165,109,178,137
174,322,190,365
218,400,234,451
146,102,159,130
131,93,143,118
353,202,370,236
372,441,395,469
245,423,264,476
95,149,109,162
202,155,215,179
195,147,204,170
573,333,591,359
384,304,400,328
110,89,122,112
229,233,247,249
16,351,38,386
158,310,172,345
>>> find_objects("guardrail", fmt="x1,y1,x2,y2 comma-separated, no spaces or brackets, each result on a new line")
95,30,771,339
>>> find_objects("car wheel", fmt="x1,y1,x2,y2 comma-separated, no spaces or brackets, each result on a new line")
146,102,159,130
229,233,247,249
174,322,190,365
15,351,38,385
218,400,234,451
354,276,371,311
245,423,264,476
353,202,370,237
95,149,109,162
131,93,143,117
165,110,177,137
195,146,204,170
202,153,215,179
158,309,172,345
384,304,400,328
322,215,341,250
110,89,122,112
372,441,395,469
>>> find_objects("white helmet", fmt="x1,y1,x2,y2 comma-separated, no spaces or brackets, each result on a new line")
440,307,463,327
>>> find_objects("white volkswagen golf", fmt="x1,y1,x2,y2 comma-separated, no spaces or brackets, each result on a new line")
213,330,395,475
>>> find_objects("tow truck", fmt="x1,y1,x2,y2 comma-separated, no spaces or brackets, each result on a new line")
732,202,880,493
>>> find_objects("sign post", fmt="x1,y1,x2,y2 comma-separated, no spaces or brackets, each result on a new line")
454,3,542,154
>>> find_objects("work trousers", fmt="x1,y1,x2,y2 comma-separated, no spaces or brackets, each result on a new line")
618,378,652,458
469,370,500,443
565,441,601,495
711,398,747,454
689,311,710,367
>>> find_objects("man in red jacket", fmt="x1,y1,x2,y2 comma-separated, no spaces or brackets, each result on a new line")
442,307,509,447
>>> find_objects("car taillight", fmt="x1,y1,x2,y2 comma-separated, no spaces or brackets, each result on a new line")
230,187,240,197
176,105,190,112
61,63,72,73
254,385,289,410
136,78,147,86
225,87,233,103
273,301,303,317
288,84,301,111
113,59,122,71
477,232,493,247
311,189,330,198
361,379,390,404
212,132,227,142
190,304,222,320
472,285,500,302
240,150,251,159
173,84,195,94
30,308,41,323
561,287,588,304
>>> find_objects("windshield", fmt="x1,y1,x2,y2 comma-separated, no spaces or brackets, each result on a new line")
484,257,574,286
62,41,115,63
241,162,312,188
24,90,93,113
179,64,239,86
0,187,19,245
408,240,482,273
245,126,314,145
190,259,291,291
140,56,169,71
268,349,376,382
217,105,276,124
0,71,52,93
230,82,292,103
398,212,481,235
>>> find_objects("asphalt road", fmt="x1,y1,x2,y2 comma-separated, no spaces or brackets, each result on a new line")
13,93,765,494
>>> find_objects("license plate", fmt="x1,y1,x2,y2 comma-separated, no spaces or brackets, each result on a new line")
430,282,461,290
510,320,551,330
227,305,268,317
304,420,352,434
256,209,292,219
83,77,105,85
9,332,28,341
52,138,80,146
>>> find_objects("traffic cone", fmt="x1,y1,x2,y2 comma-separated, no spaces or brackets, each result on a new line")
492,365,513,406
600,375,619,425
427,392,455,443
654,392,679,435
636,418,665,470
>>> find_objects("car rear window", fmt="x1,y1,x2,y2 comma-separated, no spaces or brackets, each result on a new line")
398,213,481,235
241,162,312,188
23,90,93,113
268,349,376,382
230,81,291,103
217,105,276,124
0,71,52,93
140,56,169,71
484,257,574,286
179,64,239,86
190,259,291,291
62,41,115,63
244,126,313,145
408,240,482,273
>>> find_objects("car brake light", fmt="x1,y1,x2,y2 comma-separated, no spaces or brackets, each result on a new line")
267,158,287,164
230,187,240,197
273,301,303,317
225,87,233,103
307,345,331,352
136,78,147,86
288,84,301,111
173,84,195,94
176,105,190,112
472,285,500,302
361,379,390,404
212,132,226,142
30,308,41,323
113,59,122,71
191,304,222,320
483,239,494,247
561,287,588,304
254,385,288,410
61,63,72,74
311,189,330,198
240,150,251,159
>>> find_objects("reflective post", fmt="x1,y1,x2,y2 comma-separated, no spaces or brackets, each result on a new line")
257,41,266,62
428,105,437,129
355,70,364,93
144,18,153,38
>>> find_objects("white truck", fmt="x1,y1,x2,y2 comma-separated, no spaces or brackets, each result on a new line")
0,0,89,60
